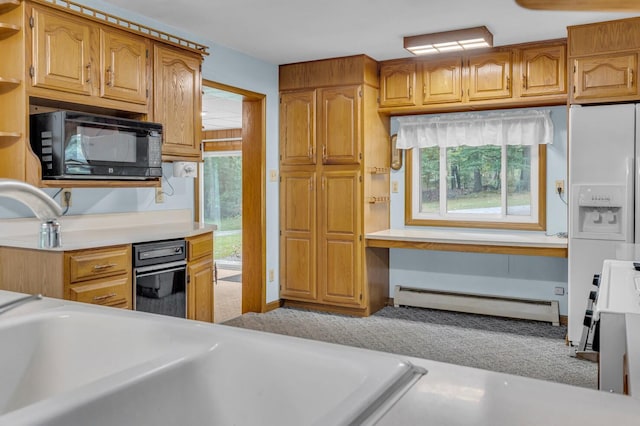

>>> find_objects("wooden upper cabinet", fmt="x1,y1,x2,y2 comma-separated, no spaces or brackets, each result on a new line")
467,51,512,101
280,90,316,165
153,44,202,159
519,44,566,97
379,62,416,107
572,53,638,102
317,85,361,165
280,170,317,301
421,57,463,104
100,28,149,104
318,169,362,307
31,7,92,95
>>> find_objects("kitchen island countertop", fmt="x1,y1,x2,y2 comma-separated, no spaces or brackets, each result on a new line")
0,209,215,251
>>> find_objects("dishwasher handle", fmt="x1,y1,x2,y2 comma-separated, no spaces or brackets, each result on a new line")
134,260,187,277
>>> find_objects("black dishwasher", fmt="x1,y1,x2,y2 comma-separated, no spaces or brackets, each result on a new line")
132,239,187,318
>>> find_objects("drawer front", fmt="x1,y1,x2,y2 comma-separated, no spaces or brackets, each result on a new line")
67,245,131,283
187,232,213,261
67,275,131,308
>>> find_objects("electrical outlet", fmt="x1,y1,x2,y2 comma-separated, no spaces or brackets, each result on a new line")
555,180,564,195
391,181,399,193
61,188,72,208
268,269,274,282
554,286,565,296
155,186,164,203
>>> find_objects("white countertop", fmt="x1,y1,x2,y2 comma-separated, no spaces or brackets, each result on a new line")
596,260,640,315
0,209,215,251
1,290,640,425
376,355,640,426
366,228,568,248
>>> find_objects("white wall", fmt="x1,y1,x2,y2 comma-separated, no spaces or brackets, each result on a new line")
388,106,569,314
0,1,281,304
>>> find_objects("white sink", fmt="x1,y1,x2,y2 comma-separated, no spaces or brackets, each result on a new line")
0,295,425,425
0,307,210,417
12,325,424,426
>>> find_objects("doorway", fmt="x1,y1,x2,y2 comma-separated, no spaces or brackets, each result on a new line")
196,80,266,321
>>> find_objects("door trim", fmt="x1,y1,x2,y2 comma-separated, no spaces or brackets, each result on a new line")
196,79,267,314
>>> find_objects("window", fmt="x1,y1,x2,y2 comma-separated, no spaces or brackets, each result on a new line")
399,109,551,230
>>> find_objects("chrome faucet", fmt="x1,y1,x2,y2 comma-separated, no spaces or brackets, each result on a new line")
0,294,42,315
0,179,63,248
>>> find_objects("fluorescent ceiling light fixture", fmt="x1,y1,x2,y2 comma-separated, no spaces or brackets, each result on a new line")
404,26,493,55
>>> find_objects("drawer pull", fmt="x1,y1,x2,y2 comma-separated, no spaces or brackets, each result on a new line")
93,293,117,302
93,263,117,271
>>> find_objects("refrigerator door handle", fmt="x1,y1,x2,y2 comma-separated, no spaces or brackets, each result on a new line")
629,156,635,243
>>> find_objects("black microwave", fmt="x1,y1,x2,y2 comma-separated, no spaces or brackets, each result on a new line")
30,111,163,180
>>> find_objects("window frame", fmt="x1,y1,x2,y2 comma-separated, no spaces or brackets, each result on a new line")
404,144,547,231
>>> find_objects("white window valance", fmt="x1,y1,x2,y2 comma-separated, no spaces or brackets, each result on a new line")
396,109,554,149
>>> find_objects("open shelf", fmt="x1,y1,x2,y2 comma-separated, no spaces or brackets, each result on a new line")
0,76,20,86
0,0,20,15
0,22,19,39
39,178,161,188
0,131,21,139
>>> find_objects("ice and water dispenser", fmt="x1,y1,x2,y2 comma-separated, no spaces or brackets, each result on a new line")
572,184,632,241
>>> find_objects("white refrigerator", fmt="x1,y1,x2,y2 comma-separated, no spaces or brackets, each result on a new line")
568,103,638,345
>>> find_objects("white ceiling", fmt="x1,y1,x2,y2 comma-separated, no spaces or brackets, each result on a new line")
99,0,639,130
99,0,637,65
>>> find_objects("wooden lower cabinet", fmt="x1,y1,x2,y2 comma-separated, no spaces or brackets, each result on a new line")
64,245,133,309
0,244,132,309
187,256,213,322
280,170,317,301
318,170,362,307
186,232,214,322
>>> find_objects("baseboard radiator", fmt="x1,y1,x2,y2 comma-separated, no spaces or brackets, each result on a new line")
393,285,560,326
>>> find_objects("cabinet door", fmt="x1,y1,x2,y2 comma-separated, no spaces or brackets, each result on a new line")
31,7,92,95
573,53,638,102
317,85,361,165
187,257,213,322
318,170,362,307
520,44,566,97
421,57,463,104
280,90,316,165
154,44,202,158
100,28,149,104
379,62,416,107
468,51,512,101
279,170,317,301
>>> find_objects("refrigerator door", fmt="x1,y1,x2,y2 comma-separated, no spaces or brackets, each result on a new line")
568,104,636,344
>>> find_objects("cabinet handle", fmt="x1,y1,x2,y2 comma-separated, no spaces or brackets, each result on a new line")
93,263,117,271
630,69,634,86
308,145,313,160
93,293,117,302
322,177,326,191
322,145,327,161
106,66,114,87
85,63,91,83
506,76,510,91
522,75,527,90
409,86,413,98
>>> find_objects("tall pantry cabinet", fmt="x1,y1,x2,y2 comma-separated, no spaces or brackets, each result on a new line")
279,55,390,316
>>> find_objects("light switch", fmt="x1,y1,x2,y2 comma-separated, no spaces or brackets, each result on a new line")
269,170,278,182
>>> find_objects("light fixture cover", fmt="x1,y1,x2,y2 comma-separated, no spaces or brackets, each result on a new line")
404,26,493,55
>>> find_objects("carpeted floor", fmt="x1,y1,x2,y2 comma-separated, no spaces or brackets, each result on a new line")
223,306,597,389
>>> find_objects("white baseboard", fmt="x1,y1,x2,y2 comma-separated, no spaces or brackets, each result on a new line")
393,285,560,326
